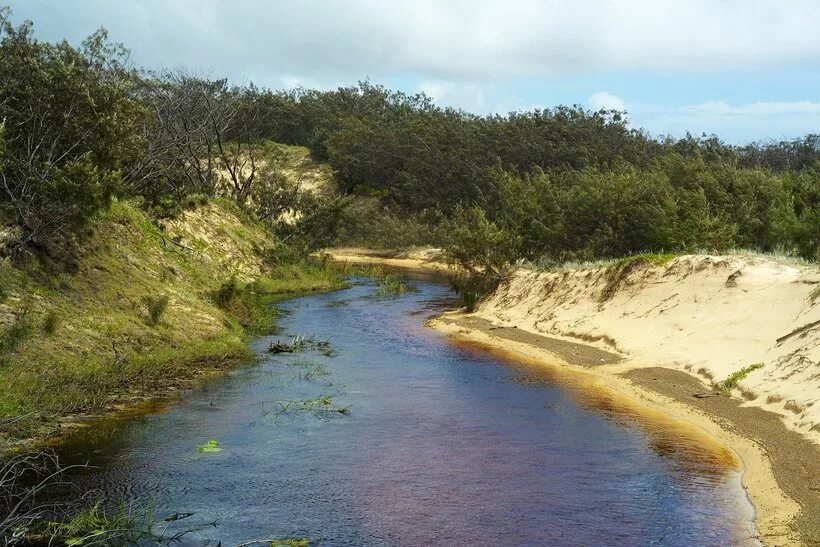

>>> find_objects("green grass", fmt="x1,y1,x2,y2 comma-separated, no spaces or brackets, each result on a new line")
611,252,678,270
376,274,414,296
45,501,155,546
719,363,764,395
0,200,345,444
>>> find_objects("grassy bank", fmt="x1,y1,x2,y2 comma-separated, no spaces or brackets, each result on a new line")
0,199,345,447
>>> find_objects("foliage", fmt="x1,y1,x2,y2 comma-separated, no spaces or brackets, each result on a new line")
42,309,59,335
197,439,222,453
720,363,764,395
376,274,415,297
142,294,169,326
444,207,520,279
0,311,32,355
0,12,142,252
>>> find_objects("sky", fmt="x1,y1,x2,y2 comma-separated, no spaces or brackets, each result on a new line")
5,0,820,144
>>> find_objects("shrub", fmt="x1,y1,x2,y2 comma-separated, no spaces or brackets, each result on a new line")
376,274,414,296
215,277,239,307
42,309,59,334
0,312,32,354
142,295,169,326
720,363,764,394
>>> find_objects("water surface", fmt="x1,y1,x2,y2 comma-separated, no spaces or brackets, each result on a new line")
59,275,756,545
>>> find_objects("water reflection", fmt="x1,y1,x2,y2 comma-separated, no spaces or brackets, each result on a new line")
56,276,756,545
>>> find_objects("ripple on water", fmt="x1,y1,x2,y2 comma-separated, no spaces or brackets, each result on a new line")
56,276,758,545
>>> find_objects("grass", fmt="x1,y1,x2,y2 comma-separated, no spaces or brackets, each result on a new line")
0,312,33,355
0,199,345,444
376,274,414,296
142,294,169,326
273,394,350,418
719,363,764,395
810,284,820,302
45,501,155,546
284,358,330,381
42,309,60,335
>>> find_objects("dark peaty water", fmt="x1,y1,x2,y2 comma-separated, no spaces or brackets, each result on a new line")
59,275,757,545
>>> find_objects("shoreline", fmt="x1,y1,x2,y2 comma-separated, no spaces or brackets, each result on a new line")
327,249,819,545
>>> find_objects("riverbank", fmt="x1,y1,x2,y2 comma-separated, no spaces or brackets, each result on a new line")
325,248,820,545
0,200,345,451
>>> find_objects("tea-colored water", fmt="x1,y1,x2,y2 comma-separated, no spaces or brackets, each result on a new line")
58,276,756,545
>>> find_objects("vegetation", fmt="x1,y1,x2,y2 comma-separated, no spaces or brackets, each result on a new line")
273,395,350,418
0,200,345,445
719,363,765,395
376,274,414,297
197,439,222,453
0,5,818,541
268,335,336,357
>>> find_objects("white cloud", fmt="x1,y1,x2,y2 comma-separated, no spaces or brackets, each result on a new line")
588,92,626,111
623,98,820,142
417,80,486,111
9,0,820,83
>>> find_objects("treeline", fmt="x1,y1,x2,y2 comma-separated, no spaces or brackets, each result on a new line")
236,84,819,262
1,7,818,267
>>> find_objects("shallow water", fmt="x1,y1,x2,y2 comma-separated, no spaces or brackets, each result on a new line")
58,275,757,545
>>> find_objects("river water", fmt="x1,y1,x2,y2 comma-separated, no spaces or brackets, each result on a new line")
58,274,757,545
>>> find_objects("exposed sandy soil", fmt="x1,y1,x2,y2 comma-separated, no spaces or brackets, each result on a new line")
323,247,451,272
477,255,820,445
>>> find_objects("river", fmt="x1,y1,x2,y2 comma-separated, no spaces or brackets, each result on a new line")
57,273,757,545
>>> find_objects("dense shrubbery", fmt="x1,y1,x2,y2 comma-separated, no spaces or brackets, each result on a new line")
232,81,819,264
0,8,344,260
0,6,818,269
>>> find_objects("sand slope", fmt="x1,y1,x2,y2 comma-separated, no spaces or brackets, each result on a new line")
475,255,820,444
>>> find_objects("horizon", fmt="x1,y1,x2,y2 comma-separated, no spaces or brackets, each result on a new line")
5,0,820,145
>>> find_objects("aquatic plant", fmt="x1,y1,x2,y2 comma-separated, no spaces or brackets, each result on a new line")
47,501,155,546
197,439,222,453
719,363,764,395
376,274,415,297
273,395,350,418
234,538,310,547
268,335,337,357
286,359,330,381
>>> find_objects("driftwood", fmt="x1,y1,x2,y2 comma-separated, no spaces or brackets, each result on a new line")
775,319,820,345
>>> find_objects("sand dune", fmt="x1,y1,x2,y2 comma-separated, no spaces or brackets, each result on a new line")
476,255,820,444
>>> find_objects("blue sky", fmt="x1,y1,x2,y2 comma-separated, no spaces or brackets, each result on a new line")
6,0,820,144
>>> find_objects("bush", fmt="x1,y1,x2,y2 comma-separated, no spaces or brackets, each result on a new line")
0,312,32,354
42,309,59,335
444,207,520,280
143,295,169,326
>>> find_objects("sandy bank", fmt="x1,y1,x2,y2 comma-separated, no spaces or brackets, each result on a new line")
323,247,451,273
479,255,820,445
431,314,817,545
